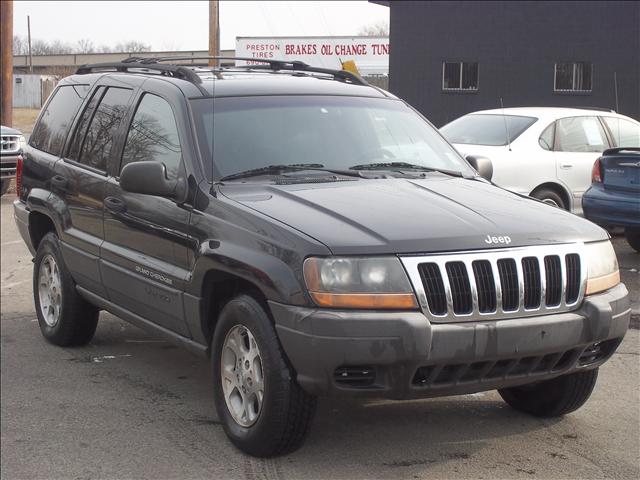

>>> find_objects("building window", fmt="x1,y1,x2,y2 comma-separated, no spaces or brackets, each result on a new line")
554,62,592,92
442,62,478,91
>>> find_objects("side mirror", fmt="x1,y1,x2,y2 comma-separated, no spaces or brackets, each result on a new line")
466,155,493,181
120,161,177,197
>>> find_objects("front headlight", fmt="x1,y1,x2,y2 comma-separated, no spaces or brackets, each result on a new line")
303,257,418,309
18,135,27,151
584,241,620,295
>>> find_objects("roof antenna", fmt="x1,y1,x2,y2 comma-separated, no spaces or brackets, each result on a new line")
500,97,512,151
613,71,619,112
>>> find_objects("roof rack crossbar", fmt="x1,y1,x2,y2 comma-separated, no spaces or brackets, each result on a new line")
138,55,368,85
75,62,203,84
75,56,368,87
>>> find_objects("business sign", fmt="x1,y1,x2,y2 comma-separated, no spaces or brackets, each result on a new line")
235,36,389,75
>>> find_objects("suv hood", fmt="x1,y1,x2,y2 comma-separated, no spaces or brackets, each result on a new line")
221,176,607,255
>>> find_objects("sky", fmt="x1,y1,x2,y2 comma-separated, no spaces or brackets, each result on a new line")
12,1,389,51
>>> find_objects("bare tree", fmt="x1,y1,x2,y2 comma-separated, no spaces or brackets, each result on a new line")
13,35,28,55
96,45,113,53
76,38,95,54
114,40,151,53
358,20,389,36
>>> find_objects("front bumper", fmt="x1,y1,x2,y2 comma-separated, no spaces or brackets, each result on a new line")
1,154,20,180
271,283,630,398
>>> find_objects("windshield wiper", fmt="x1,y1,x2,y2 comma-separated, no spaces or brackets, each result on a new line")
219,163,362,181
349,162,464,177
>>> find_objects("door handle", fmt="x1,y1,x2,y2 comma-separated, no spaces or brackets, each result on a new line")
51,174,69,190
560,164,573,169
104,196,127,213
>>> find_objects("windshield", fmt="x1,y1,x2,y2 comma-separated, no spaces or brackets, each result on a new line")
441,114,537,146
190,96,473,180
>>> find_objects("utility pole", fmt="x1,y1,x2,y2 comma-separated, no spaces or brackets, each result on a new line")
27,15,33,73
208,0,219,67
1,0,13,127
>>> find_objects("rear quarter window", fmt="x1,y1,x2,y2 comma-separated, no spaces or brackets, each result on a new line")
29,85,89,156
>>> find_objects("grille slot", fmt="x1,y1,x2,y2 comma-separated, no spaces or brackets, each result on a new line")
472,260,496,313
497,259,519,311
522,257,541,309
445,261,472,314
565,254,581,304
403,244,584,322
419,263,447,315
544,256,562,306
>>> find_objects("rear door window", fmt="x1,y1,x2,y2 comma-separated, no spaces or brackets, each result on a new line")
121,93,182,180
602,117,640,147
555,116,609,152
29,84,89,156
75,87,133,172
66,86,105,162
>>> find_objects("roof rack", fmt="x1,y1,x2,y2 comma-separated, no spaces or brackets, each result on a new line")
76,56,368,87
76,61,203,84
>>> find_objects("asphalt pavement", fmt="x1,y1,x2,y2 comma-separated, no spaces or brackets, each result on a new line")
1,193,639,480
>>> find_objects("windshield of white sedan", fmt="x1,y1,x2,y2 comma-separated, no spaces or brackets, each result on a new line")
441,114,537,146
190,96,473,180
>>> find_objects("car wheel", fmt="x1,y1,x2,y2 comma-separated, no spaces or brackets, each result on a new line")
212,294,317,457
625,228,640,253
33,232,99,346
498,368,598,417
0,179,11,196
531,188,568,210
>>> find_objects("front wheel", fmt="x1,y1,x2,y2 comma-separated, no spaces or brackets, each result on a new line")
212,295,317,457
625,228,640,252
498,368,598,417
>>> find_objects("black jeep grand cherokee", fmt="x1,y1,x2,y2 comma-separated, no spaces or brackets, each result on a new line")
14,58,630,457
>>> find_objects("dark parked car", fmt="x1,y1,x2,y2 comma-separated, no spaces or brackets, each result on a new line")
14,58,630,457
583,148,640,251
1,125,25,196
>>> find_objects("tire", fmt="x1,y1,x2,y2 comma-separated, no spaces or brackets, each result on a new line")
33,232,99,346
625,227,640,253
498,368,598,418
212,294,317,457
531,188,568,210
0,179,11,196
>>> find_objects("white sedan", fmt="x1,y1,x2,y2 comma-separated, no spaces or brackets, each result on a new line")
440,107,640,213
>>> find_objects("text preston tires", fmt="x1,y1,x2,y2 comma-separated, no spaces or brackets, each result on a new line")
212,295,317,457
498,368,598,417
33,232,99,346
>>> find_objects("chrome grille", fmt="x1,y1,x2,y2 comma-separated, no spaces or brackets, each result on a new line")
401,244,586,322
1,135,21,154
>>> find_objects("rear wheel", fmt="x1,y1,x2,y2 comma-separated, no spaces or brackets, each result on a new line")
212,295,316,457
531,188,568,210
0,179,11,196
498,369,598,417
625,228,640,252
33,232,99,346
